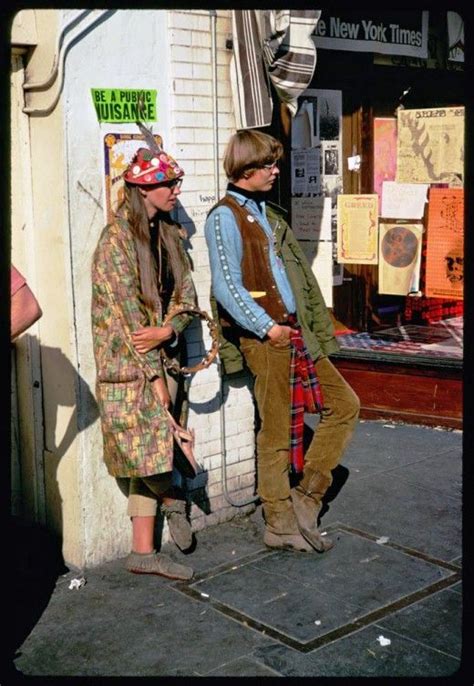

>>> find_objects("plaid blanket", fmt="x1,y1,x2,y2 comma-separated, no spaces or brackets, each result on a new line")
289,328,324,473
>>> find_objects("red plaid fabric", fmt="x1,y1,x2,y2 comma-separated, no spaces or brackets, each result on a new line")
289,328,324,473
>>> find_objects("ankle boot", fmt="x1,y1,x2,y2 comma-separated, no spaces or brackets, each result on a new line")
262,503,315,552
291,487,333,552
161,500,193,551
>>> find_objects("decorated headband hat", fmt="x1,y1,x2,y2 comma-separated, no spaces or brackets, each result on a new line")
123,115,184,185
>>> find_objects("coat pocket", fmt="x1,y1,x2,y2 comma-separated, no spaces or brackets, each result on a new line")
97,377,145,431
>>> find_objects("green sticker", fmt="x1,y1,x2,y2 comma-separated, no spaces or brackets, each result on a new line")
91,89,157,123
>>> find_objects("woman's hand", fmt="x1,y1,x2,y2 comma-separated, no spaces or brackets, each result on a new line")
131,325,174,354
151,377,171,409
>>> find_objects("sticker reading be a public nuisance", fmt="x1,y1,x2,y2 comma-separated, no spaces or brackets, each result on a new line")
91,88,157,123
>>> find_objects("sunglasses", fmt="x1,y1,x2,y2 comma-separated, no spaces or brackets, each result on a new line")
159,177,183,190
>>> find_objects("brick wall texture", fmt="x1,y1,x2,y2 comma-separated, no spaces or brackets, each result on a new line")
167,10,257,530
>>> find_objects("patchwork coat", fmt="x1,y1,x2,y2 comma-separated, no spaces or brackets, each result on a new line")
91,217,196,478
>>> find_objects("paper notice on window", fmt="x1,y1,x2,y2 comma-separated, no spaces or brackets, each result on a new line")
322,141,340,177
425,188,463,299
397,107,464,184
300,241,333,308
291,148,321,195
292,101,315,149
373,118,397,202
381,181,428,219
292,196,331,242
337,194,378,264
378,222,423,295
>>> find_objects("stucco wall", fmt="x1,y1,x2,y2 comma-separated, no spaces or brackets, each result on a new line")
61,9,257,567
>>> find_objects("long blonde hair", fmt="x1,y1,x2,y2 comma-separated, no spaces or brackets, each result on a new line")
117,184,187,313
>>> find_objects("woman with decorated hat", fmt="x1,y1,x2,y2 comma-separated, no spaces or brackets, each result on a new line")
91,134,197,580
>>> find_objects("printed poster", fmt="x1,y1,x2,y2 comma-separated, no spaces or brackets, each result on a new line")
91,88,157,123
304,89,342,141
103,132,163,223
322,141,340,176
337,194,378,264
397,107,464,184
300,241,333,308
292,197,332,241
291,148,321,195
447,11,464,63
381,181,428,219
373,118,397,201
292,100,317,149
378,222,423,295
425,188,463,299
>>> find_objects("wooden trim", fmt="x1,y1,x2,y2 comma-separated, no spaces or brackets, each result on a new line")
332,357,463,430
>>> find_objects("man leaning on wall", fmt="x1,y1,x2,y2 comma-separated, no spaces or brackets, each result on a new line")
205,129,360,553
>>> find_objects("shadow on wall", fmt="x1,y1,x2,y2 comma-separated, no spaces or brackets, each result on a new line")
10,340,99,670
41,343,100,540
186,367,258,513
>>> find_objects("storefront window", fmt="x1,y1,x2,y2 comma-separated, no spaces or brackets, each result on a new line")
286,11,464,367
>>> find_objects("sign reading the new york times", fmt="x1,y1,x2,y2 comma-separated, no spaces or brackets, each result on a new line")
313,11,428,58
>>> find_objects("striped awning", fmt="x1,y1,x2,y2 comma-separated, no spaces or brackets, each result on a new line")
230,9,321,130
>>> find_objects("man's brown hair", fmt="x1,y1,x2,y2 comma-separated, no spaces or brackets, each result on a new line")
223,130,283,182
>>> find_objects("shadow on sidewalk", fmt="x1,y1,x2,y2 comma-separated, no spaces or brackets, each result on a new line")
8,516,69,678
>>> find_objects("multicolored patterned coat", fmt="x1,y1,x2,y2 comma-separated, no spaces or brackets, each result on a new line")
91,217,196,478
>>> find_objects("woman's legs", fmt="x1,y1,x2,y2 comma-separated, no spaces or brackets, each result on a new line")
124,473,193,580
132,516,156,554
127,473,171,553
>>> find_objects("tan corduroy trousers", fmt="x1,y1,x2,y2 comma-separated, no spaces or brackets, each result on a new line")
240,337,360,525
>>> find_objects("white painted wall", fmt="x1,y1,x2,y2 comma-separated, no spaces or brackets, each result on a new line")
60,9,257,567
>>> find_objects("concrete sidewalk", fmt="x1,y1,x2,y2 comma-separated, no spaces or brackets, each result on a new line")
7,420,465,679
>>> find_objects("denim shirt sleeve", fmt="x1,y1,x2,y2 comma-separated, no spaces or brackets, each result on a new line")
204,206,275,338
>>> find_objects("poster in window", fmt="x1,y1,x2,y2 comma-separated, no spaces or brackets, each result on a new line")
447,11,464,63
425,188,463,299
378,222,423,295
396,107,464,185
381,181,428,219
293,100,318,148
373,118,397,202
322,141,340,176
303,89,342,142
292,196,332,242
291,148,321,195
337,194,378,264
300,241,333,308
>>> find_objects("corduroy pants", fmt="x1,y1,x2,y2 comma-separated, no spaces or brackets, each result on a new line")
240,337,360,524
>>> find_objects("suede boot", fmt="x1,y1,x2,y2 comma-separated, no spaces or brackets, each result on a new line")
125,550,193,580
291,469,333,552
161,500,193,551
262,503,315,552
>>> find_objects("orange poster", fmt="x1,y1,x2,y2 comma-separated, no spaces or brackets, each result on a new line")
425,188,463,299
373,118,397,202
